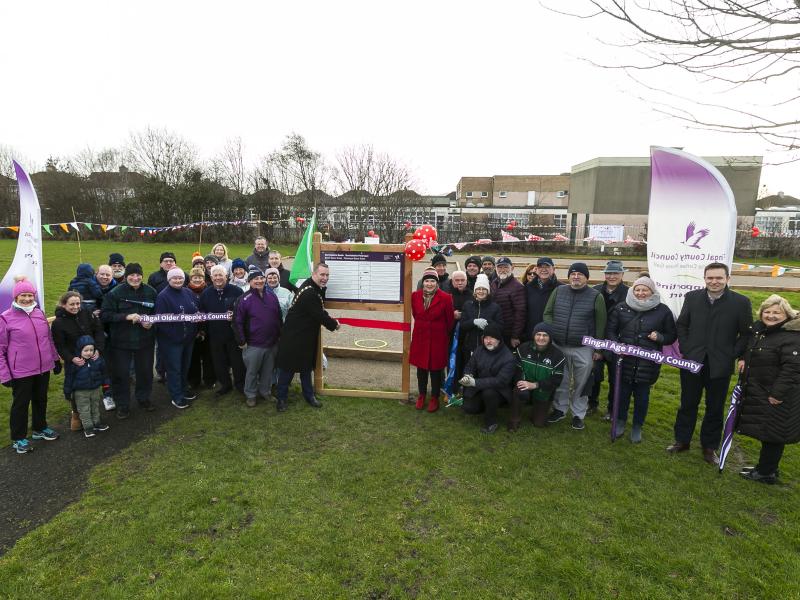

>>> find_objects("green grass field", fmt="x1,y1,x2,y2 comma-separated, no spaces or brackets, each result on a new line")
0,241,799,598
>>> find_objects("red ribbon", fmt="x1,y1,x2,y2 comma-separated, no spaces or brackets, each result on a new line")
338,317,411,331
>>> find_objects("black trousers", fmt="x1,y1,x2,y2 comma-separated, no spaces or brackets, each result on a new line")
111,343,155,411
674,365,730,449
757,441,785,475
463,388,503,428
209,336,246,392
588,358,614,411
188,335,216,387
9,373,50,441
416,368,442,397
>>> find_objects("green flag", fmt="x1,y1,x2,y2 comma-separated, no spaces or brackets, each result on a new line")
43,224,52,236
84,222,93,231
289,210,316,285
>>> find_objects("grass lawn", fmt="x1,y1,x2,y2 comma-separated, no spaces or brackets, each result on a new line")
0,242,799,597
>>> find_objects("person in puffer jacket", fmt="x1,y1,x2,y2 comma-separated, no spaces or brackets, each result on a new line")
63,335,110,438
68,263,104,312
606,275,677,443
0,277,61,453
512,322,566,430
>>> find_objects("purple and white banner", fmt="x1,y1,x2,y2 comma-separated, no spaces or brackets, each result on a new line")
647,147,737,318
582,336,703,373
139,312,231,324
0,162,44,312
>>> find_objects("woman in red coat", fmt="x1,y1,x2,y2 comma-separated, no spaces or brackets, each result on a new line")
410,268,454,412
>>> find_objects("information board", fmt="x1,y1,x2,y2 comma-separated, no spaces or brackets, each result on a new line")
589,224,624,243
321,250,404,303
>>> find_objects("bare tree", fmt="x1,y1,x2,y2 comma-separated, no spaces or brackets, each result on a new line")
0,144,36,178
126,126,198,186
334,144,419,242
561,1,800,154
211,136,249,196
67,146,123,177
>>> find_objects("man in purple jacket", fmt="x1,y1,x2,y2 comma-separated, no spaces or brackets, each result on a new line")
233,268,282,407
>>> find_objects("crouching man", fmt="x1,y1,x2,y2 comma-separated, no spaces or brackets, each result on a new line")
511,322,566,430
460,322,516,434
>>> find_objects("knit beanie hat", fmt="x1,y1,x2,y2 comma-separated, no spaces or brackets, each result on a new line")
568,262,590,279
167,268,184,281
124,263,143,277
12,278,36,299
473,273,491,293
189,266,205,280
159,252,176,262
421,268,439,283
483,322,503,341
533,322,555,340
247,266,264,281
632,275,657,294
108,252,125,266
264,267,279,278
431,254,447,267
192,253,205,266
482,255,496,265
204,254,220,265
232,258,247,271
465,255,482,269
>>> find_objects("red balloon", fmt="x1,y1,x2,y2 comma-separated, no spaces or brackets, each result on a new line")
751,226,760,238
368,230,375,237
506,224,514,231
404,239,427,261
414,223,438,242
510,219,517,227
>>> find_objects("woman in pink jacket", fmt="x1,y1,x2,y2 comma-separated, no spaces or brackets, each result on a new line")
0,278,61,454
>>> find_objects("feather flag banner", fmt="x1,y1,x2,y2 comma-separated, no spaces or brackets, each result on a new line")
0,162,45,311
647,147,737,318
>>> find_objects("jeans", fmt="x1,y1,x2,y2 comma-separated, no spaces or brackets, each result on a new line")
616,380,651,426
9,373,50,441
159,338,194,404
110,343,154,411
674,365,730,449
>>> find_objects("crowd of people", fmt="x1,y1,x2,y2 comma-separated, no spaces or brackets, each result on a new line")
1,242,798,484
408,255,799,484
1,236,338,452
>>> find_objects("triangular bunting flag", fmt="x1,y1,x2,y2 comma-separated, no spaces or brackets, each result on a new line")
8,226,19,233
84,223,93,231
771,265,787,278
120,226,127,232
43,224,53,236
106,224,117,231
100,224,107,233
70,222,79,231
59,223,69,233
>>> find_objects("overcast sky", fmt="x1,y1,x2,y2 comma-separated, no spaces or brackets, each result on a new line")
1,1,796,196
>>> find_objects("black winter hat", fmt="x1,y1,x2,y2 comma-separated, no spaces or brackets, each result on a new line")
109,253,125,266
430,254,447,266
568,262,590,279
483,322,503,341
159,252,176,262
465,255,482,269
533,322,555,340
124,263,143,277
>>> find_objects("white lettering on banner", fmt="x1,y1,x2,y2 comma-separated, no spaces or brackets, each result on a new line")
139,312,231,324
581,336,703,374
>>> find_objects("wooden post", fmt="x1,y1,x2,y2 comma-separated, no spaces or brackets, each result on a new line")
313,232,324,394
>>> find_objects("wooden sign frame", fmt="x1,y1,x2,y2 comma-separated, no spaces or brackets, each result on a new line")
313,232,412,400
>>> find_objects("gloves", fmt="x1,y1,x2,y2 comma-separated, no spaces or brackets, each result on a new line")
473,318,488,330
459,374,476,388
53,360,62,375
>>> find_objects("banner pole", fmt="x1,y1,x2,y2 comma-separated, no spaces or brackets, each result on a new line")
71,206,82,263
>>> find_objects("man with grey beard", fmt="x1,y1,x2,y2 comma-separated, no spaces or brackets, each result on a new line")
490,257,526,349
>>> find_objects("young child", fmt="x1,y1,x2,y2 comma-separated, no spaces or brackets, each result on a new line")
64,335,111,438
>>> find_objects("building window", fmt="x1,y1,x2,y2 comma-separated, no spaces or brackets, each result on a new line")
465,191,473,198
498,191,508,198
481,191,488,198
554,214,567,228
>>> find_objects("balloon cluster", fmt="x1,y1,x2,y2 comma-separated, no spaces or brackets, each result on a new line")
368,230,375,237
505,219,517,231
751,226,760,238
404,224,438,261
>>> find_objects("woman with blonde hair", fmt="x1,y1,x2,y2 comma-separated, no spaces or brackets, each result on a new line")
210,243,233,275
737,294,800,484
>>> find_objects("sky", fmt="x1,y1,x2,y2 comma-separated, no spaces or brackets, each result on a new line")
0,1,796,196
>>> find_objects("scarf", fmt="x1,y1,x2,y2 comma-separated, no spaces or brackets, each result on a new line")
188,281,206,294
625,287,661,312
423,289,435,310
13,301,37,314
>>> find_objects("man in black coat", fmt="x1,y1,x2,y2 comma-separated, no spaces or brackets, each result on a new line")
523,256,563,340
275,263,340,411
460,322,516,434
588,260,629,416
199,265,245,396
667,262,752,465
